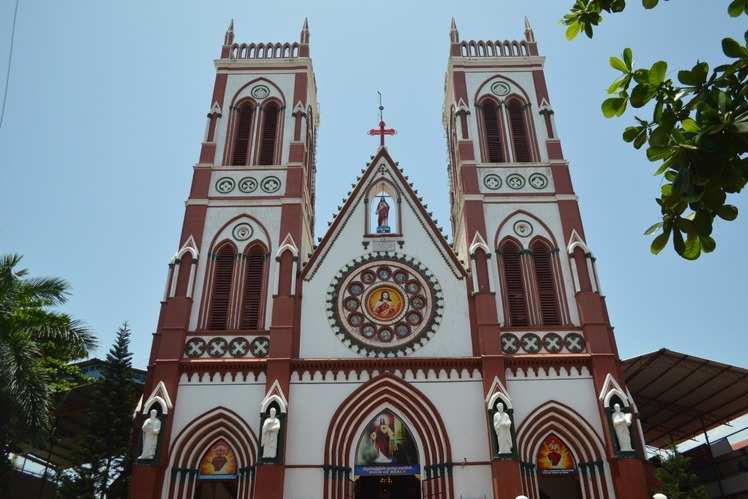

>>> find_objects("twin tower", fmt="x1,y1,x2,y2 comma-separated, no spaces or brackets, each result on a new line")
131,19,653,499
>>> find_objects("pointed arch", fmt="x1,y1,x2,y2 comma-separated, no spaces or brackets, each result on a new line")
517,401,611,499
164,406,259,499
506,95,535,163
229,98,257,166
477,95,506,163
207,241,238,330
239,241,268,330
323,374,453,499
530,238,561,326
498,238,529,327
257,98,283,165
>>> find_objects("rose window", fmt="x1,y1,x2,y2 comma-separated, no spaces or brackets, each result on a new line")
328,257,443,355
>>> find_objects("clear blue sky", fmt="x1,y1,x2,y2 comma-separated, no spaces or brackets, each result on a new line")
0,0,745,370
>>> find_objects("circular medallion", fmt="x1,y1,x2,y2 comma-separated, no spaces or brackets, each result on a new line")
251,85,270,99
520,333,541,353
506,174,526,190
261,176,281,193
513,220,533,238
483,174,502,190
564,333,586,353
500,333,519,354
228,337,250,357
542,333,563,353
215,177,235,194
491,81,511,97
185,338,206,358
251,337,270,357
207,337,228,357
328,256,443,355
528,173,548,190
233,223,253,241
238,177,258,193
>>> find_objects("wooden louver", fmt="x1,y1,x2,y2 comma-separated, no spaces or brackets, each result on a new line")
532,242,561,325
482,101,505,163
208,246,236,330
231,104,254,166
501,242,529,326
258,104,278,166
240,246,265,330
508,100,532,162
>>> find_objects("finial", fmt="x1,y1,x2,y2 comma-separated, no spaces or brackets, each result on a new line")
224,19,235,45
300,17,310,44
368,92,397,147
523,16,535,43
450,17,459,43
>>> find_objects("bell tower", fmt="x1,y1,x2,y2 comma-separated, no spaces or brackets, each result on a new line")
443,18,651,499
131,19,318,499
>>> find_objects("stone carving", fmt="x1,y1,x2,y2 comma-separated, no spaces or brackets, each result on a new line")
493,402,513,454
261,407,282,459
612,403,634,452
138,409,161,460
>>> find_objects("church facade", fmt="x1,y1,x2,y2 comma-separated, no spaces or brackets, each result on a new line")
130,19,653,499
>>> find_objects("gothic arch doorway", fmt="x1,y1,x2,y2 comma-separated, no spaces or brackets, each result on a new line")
195,439,240,499
535,434,583,499
353,410,421,499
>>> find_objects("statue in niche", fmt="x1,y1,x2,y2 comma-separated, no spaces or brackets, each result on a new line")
261,407,282,459
611,403,634,452
375,196,391,233
138,409,162,460
493,402,513,454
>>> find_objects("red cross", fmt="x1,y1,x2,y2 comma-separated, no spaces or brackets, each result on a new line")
368,120,397,147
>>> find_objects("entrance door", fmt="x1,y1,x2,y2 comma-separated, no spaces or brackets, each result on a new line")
195,479,237,499
538,476,583,499
355,475,420,499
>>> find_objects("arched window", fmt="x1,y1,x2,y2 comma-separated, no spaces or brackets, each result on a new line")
208,245,236,330
481,99,505,163
239,244,266,330
231,102,254,166
258,102,280,165
500,241,529,326
507,99,533,162
532,241,561,325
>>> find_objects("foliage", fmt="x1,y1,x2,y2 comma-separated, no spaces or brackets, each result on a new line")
655,446,708,499
0,254,96,475
563,1,748,259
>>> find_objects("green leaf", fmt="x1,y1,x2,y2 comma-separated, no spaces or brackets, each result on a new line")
644,222,663,235
610,56,628,72
672,226,686,255
623,48,633,69
728,0,743,16
722,37,746,58
682,233,702,260
565,21,582,40
649,126,669,147
623,126,642,142
700,235,716,253
650,229,670,255
682,118,700,133
649,61,667,84
643,0,659,8
647,146,671,161
602,97,626,118
633,131,648,149
717,205,738,220
631,84,653,107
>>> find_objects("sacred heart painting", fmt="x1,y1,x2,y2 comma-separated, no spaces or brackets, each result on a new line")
354,410,419,476
537,434,575,475
199,440,238,478
365,285,406,323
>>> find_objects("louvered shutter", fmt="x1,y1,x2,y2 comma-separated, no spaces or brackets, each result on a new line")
532,242,561,325
240,247,265,329
482,101,504,163
502,243,529,326
258,104,278,166
208,246,235,330
231,105,253,166
508,100,532,163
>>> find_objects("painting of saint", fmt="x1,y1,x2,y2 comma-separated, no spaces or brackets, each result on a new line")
537,435,575,475
366,287,404,322
199,440,238,478
355,411,419,476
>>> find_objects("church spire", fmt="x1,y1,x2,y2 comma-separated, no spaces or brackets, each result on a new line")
449,17,460,43
300,17,310,44
224,19,235,46
523,16,535,43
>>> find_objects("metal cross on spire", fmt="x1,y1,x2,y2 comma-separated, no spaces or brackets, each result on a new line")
368,91,397,147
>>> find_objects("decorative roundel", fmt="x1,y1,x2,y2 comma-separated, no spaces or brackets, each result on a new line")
260,176,282,193
228,337,250,357
491,81,511,97
528,173,549,189
207,337,228,357
328,255,443,356
513,220,533,238
483,174,502,190
564,333,586,353
185,338,206,358
542,333,563,353
251,337,270,357
233,223,253,241
506,174,526,190
251,85,270,99
501,333,519,354
215,177,236,194
238,176,258,193
520,333,541,353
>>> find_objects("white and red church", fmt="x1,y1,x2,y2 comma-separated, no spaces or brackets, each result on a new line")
130,18,654,499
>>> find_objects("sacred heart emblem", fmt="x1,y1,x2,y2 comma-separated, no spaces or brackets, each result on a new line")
212,455,227,471
548,451,561,466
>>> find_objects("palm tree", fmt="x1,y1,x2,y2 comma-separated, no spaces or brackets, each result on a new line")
0,253,97,469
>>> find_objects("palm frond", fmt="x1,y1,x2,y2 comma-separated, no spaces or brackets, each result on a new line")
19,276,70,306
21,313,97,355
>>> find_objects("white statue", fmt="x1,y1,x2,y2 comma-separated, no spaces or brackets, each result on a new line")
493,402,513,454
611,403,634,452
138,409,161,460
261,407,282,459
